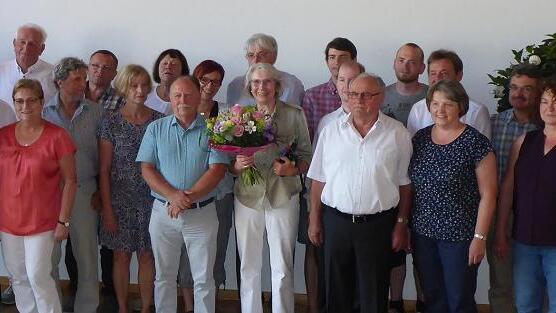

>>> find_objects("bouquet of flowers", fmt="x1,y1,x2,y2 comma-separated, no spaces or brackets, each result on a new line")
206,104,274,185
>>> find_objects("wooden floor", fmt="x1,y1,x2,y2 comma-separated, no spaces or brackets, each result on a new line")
0,282,490,313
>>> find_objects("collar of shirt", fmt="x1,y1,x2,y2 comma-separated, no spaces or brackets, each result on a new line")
341,111,386,139
15,59,47,76
45,92,91,119
170,113,205,131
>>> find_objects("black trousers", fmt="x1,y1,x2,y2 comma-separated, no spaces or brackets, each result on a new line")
323,204,396,313
65,238,114,294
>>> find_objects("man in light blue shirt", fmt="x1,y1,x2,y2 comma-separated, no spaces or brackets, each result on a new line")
44,57,103,313
137,76,228,313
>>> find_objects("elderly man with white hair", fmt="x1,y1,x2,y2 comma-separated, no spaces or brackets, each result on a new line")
227,33,305,106
0,23,57,107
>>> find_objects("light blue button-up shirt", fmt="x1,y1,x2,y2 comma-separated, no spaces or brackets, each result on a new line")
43,92,103,184
136,114,229,202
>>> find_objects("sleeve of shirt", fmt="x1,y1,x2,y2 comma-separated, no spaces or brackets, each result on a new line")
472,131,494,164
295,110,312,164
472,104,492,140
208,149,230,165
54,128,77,160
406,101,421,136
135,123,158,164
397,128,413,186
302,91,316,142
307,126,327,183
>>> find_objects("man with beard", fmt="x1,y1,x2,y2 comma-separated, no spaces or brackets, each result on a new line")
381,43,428,126
381,43,427,313
489,64,542,313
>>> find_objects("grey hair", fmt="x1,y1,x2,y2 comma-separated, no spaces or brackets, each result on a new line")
244,33,278,53
243,63,283,99
16,23,48,44
53,57,87,89
349,72,386,89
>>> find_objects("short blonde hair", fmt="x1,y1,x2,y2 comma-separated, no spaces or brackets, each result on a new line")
243,63,283,99
114,64,152,97
12,78,44,100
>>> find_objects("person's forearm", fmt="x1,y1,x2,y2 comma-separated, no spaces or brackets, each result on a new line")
59,178,76,222
309,180,324,220
496,179,514,236
141,162,179,199
99,170,113,215
475,192,497,237
187,164,226,202
397,184,412,219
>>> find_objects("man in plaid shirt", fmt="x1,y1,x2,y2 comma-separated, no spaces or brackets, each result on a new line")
85,50,124,111
301,37,357,313
303,38,357,142
488,63,542,313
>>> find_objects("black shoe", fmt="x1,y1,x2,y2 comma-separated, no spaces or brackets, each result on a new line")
416,300,425,313
389,300,405,313
1,285,15,305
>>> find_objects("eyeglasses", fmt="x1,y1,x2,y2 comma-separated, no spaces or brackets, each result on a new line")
13,97,41,105
251,79,274,87
347,91,382,100
246,50,273,60
200,77,222,87
509,85,535,94
90,63,114,72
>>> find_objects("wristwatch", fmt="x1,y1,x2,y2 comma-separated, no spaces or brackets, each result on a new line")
474,233,486,241
396,217,408,224
58,220,70,228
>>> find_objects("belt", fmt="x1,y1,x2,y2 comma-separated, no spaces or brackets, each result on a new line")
154,196,215,209
329,205,393,224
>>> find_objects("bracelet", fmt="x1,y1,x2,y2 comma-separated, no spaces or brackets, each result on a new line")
474,233,486,241
396,217,408,224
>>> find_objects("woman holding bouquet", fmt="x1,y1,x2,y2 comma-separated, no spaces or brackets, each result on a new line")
231,63,312,313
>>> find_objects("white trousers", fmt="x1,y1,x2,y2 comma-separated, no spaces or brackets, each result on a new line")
51,181,99,313
234,195,299,313
149,199,218,313
1,230,61,313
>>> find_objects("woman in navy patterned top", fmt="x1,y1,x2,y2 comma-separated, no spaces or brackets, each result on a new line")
409,80,497,313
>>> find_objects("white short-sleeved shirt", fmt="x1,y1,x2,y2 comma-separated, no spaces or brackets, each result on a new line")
0,99,16,127
313,106,348,151
0,59,56,108
308,112,413,215
145,87,171,115
226,69,305,107
406,98,491,139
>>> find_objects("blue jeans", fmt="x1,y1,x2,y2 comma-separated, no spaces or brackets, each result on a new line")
513,242,556,313
412,232,479,313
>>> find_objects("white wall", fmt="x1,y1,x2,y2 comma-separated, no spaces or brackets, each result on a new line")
1,0,555,304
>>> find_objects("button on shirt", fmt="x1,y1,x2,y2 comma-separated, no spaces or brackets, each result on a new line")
226,70,305,107
407,98,492,139
43,93,103,184
308,112,412,215
302,79,342,142
490,109,539,183
0,59,57,107
136,114,229,202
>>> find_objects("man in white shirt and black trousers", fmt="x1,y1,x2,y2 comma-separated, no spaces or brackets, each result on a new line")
307,73,412,313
